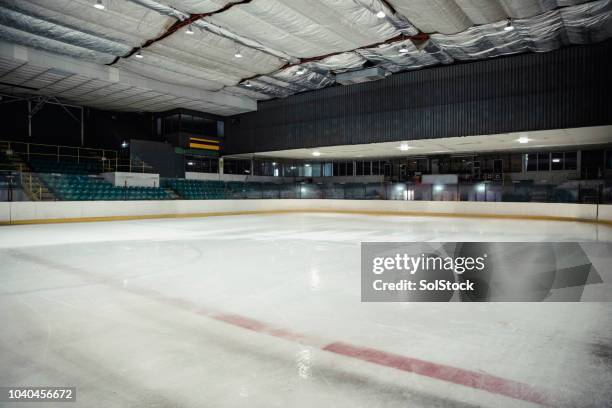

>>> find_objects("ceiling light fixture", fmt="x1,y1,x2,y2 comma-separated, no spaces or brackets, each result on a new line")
185,25,194,35
94,0,105,10
312,151,321,157
398,45,409,54
296,67,306,75
234,50,243,58
244,81,252,87
376,10,386,19
399,143,410,151
135,49,143,59
504,18,515,31
517,136,530,144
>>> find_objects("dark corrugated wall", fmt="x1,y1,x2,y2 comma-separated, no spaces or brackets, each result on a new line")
225,40,612,155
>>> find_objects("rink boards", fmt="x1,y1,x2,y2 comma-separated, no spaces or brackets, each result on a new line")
1,199,611,226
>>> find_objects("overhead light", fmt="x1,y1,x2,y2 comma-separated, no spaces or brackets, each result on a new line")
504,19,514,31
296,67,306,75
187,161,194,166
94,0,105,10
185,25,194,35
552,158,561,163
517,136,530,144
399,143,410,151
135,49,143,59
121,141,129,148
234,51,243,58
272,162,277,166
305,164,311,167
398,45,409,54
376,10,386,19
244,81,252,87
312,151,321,157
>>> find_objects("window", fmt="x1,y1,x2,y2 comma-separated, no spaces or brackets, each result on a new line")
551,152,564,170
356,161,364,176
185,157,219,173
224,159,250,175
363,161,371,176
346,162,353,176
372,161,380,175
565,152,577,170
526,154,537,172
537,153,549,171
323,163,333,177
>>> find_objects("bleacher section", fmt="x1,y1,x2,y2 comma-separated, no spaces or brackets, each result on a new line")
165,179,225,200
40,174,170,201
29,158,103,175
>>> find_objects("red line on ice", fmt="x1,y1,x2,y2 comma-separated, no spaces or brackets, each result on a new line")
209,313,550,406
324,342,550,405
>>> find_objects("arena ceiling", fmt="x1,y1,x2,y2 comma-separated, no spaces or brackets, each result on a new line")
226,126,612,159
0,0,610,115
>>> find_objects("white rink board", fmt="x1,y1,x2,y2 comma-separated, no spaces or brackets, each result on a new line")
1,200,609,224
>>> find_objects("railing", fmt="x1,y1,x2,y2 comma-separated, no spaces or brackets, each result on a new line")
165,180,612,204
114,158,157,174
0,140,118,172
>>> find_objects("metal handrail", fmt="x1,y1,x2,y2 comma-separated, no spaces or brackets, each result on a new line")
0,140,118,168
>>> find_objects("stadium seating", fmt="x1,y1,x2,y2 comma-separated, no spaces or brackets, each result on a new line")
40,174,169,201
166,179,226,199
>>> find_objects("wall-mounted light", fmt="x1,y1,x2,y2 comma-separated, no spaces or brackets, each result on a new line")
552,158,561,163
121,141,129,148
187,161,194,166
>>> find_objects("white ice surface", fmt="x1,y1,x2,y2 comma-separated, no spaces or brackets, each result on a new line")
1,213,611,407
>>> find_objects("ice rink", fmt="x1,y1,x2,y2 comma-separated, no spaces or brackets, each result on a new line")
1,213,612,407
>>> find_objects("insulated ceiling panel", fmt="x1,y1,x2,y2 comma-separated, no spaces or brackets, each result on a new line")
431,0,612,60
162,0,235,14
139,24,286,89
0,0,169,46
357,40,453,73
387,0,591,34
206,0,401,58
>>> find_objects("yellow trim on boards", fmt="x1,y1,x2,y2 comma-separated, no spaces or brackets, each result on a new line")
1,208,610,227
